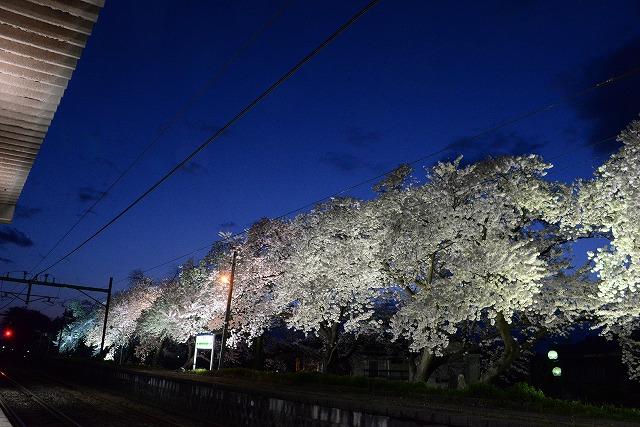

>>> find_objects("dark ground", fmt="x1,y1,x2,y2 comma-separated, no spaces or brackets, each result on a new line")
0,359,217,426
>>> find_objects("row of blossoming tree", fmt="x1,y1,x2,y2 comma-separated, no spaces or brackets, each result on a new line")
60,118,640,383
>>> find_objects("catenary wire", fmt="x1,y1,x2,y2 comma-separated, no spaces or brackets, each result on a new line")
38,3,640,281
114,132,617,284
119,65,639,283
28,0,295,276
34,0,383,278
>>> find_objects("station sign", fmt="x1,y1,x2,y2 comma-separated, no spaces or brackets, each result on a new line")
195,334,215,350
194,333,217,371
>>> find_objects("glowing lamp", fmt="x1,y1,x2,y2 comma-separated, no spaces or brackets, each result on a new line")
3,329,13,338
552,367,562,377
547,350,558,360
219,273,230,284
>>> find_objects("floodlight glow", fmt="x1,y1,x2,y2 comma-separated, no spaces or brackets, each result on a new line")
547,350,558,360
552,366,562,377
219,273,230,284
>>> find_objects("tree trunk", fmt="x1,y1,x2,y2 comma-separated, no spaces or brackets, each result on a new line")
411,349,434,382
408,353,417,381
480,312,519,383
152,337,167,367
251,335,265,370
182,338,195,369
320,322,340,374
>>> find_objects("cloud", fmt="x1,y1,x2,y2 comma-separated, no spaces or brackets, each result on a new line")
0,227,34,247
344,127,382,146
184,119,230,137
180,161,205,175
77,186,107,203
446,131,546,165
92,156,119,172
319,151,381,173
78,207,97,218
14,206,42,219
567,36,640,154
0,257,12,264
218,221,236,228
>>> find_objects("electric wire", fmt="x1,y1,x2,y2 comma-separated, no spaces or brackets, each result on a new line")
27,0,295,276
105,62,640,284
114,132,618,283
35,0,383,277
0,289,25,312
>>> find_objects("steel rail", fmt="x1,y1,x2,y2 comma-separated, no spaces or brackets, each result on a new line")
0,369,83,427
0,391,26,427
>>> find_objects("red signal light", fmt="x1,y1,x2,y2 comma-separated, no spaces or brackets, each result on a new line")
3,329,13,338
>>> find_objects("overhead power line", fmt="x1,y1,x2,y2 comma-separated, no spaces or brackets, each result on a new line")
41,0,640,281
114,72,640,285
110,62,640,282
28,0,295,276
35,0,383,277
115,132,618,284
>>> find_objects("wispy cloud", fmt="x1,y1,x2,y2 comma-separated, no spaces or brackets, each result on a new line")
344,127,382,146
564,36,640,154
14,206,42,219
180,161,206,175
0,227,33,247
77,186,107,203
91,156,120,172
184,119,231,137
445,131,547,164
319,151,379,172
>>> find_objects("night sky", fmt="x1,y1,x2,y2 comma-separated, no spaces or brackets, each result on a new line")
1,0,639,313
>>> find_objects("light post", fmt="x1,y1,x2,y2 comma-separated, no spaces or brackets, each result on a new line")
218,250,237,370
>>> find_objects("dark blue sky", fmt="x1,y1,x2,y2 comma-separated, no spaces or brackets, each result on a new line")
1,0,639,311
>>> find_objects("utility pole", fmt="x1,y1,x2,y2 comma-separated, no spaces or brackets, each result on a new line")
218,251,237,370
25,282,32,306
57,308,68,354
0,273,112,357
99,277,113,356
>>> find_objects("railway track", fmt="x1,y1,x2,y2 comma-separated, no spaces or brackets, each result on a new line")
16,369,191,426
0,366,207,426
0,369,81,426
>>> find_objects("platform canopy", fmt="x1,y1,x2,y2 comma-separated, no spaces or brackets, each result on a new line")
0,0,104,223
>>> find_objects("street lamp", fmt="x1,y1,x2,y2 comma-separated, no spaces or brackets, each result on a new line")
218,251,237,370
547,350,558,360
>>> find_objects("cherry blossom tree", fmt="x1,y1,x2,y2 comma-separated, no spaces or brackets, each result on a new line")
59,300,99,354
386,156,561,382
224,218,292,368
55,119,640,383
272,197,385,373
134,259,227,364
84,272,160,360
572,118,640,379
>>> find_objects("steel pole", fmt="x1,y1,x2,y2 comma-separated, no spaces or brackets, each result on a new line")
25,283,32,306
218,251,237,370
99,277,113,356
209,334,216,370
